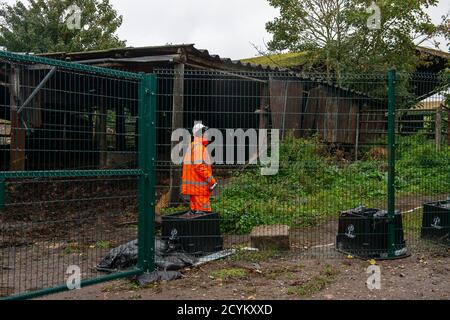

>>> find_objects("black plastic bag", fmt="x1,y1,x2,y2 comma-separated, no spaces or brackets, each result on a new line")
97,238,196,272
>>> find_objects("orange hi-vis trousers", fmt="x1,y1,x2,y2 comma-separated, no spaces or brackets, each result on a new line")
189,195,212,212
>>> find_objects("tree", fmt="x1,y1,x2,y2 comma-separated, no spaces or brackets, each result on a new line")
0,0,126,53
266,0,352,76
265,0,443,75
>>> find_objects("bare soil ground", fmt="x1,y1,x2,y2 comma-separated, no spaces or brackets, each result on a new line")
2,191,448,299
41,245,450,300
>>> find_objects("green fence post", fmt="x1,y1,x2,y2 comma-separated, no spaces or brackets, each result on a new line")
387,69,397,258
0,179,5,211
138,74,157,273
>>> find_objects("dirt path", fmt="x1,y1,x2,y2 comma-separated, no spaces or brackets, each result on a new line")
41,246,450,300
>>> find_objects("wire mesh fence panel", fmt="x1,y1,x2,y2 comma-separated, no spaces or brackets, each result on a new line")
154,68,425,261
0,52,145,298
1,54,448,297
396,72,450,254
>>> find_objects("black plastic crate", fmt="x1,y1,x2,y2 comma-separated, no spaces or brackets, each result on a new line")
421,200,450,240
162,211,224,255
336,206,407,259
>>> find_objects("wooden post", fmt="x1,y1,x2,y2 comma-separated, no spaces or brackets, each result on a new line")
9,67,26,171
168,62,185,206
259,83,269,142
250,83,270,165
435,106,442,150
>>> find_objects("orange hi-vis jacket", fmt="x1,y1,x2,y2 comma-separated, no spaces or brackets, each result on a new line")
181,137,217,196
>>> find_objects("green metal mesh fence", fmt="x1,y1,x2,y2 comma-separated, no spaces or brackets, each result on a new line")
396,72,450,253
0,52,448,299
155,68,449,261
0,52,149,299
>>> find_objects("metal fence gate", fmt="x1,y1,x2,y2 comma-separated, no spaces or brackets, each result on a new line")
0,51,156,299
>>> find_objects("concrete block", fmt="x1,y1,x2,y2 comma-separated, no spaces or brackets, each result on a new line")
250,225,290,251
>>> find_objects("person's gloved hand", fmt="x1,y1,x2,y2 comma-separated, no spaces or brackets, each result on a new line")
210,182,218,191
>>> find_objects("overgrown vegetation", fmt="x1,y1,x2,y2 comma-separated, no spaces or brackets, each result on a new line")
241,52,308,69
264,0,447,76
0,0,126,53
287,265,340,297
214,134,450,234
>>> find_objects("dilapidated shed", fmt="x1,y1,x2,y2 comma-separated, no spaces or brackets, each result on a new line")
38,44,390,143
1,44,447,176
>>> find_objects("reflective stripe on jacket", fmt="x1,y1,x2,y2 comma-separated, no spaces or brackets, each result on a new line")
181,137,216,196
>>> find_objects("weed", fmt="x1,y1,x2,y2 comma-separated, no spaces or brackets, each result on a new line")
287,265,339,297
95,241,111,249
229,248,282,262
62,243,82,255
210,268,248,281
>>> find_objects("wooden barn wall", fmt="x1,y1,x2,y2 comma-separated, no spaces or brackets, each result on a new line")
1,69,139,170
359,102,387,145
156,72,261,166
269,79,304,139
301,86,360,145
1,64,393,171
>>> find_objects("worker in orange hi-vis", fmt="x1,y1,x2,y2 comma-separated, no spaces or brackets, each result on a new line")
181,123,218,215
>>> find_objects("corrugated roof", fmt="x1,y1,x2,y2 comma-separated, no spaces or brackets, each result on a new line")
414,99,445,110
39,43,284,72
39,44,384,99
416,46,450,60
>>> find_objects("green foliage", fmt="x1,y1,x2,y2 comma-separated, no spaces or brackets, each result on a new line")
62,242,82,254
396,133,450,194
95,240,110,249
210,268,248,281
215,134,450,234
0,0,126,53
265,0,442,75
241,52,309,69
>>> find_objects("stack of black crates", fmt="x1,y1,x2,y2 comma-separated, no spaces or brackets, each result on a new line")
421,200,450,243
162,212,224,256
336,206,408,259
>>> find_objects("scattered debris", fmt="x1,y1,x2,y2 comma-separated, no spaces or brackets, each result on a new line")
97,237,235,285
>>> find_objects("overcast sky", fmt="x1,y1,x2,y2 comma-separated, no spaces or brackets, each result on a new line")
3,0,450,59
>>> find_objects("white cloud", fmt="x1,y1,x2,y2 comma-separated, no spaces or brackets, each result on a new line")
1,0,448,59
109,0,278,59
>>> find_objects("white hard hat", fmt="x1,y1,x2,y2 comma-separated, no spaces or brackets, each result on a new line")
193,123,207,137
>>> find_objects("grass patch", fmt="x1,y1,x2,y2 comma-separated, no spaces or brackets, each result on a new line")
229,248,286,263
95,241,111,249
241,52,309,68
62,243,83,255
214,133,450,234
102,281,141,293
210,268,248,281
161,206,189,215
287,265,340,297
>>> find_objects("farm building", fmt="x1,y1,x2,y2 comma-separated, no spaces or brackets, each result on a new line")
0,45,390,166
0,44,448,175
